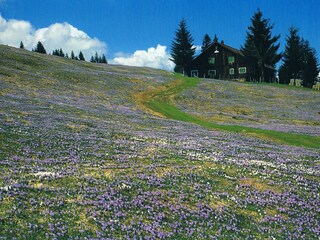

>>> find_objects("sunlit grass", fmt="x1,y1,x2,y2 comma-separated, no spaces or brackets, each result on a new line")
140,74,320,149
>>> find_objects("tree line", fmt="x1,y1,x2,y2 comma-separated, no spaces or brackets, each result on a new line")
279,28,318,88
19,41,107,64
170,9,319,88
90,52,107,64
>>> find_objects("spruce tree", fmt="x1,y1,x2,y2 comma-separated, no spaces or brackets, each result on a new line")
59,49,65,57
301,40,319,88
213,34,218,43
90,56,95,63
279,27,319,87
101,54,107,64
71,51,75,60
34,41,47,54
241,9,281,82
94,52,99,63
279,27,304,84
170,19,196,73
20,41,24,49
201,34,212,52
79,51,85,61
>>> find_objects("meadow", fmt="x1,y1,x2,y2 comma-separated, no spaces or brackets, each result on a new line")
174,78,320,136
0,45,319,239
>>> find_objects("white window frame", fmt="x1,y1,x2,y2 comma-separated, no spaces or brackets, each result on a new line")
228,56,235,64
208,70,216,78
229,68,235,75
239,67,247,74
191,70,199,78
208,57,215,64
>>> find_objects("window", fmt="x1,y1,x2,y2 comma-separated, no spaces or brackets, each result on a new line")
228,56,235,64
229,68,234,75
214,46,219,54
208,70,216,78
191,70,198,78
208,57,215,64
239,67,247,74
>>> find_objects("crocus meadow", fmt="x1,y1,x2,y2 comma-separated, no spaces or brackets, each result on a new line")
0,45,319,239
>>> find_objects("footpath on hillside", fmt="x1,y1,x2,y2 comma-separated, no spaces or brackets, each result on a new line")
134,74,320,149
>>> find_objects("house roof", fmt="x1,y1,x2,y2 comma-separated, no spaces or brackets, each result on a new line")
198,41,244,59
217,42,244,56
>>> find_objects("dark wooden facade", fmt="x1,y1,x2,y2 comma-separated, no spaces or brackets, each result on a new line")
186,41,248,80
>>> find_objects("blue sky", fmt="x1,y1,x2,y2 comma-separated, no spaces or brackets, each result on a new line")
0,0,319,70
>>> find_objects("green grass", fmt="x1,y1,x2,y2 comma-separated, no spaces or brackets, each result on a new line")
145,74,320,149
1,45,319,238
243,81,314,91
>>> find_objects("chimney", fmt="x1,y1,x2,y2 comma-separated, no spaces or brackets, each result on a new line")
221,40,224,45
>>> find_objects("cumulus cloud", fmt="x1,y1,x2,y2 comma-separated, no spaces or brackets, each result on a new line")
0,15,106,60
112,44,175,71
0,16,34,48
193,45,202,54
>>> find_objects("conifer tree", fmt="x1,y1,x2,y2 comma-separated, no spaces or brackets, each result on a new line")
101,54,107,64
53,49,65,57
279,27,304,84
241,9,281,82
279,27,319,87
59,49,65,57
201,34,212,52
301,40,319,88
71,51,75,60
94,52,99,63
34,41,47,54
213,34,218,43
20,41,24,49
89,53,107,64
170,19,196,73
79,51,85,61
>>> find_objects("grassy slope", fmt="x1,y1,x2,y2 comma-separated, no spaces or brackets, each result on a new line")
175,77,320,133
0,45,319,239
142,74,320,149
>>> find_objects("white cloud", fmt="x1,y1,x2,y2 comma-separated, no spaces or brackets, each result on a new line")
193,45,202,55
112,44,175,71
0,15,106,61
0,16,34,48
194,45,202,52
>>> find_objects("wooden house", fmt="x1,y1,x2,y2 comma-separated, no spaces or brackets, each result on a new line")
186,40,248,80
186,40,276,81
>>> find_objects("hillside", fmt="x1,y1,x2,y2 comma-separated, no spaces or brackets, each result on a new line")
0,45,319,239
174,79,320,136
